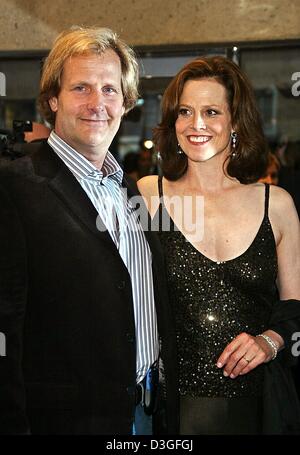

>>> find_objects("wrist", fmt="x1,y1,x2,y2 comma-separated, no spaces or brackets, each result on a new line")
256,333,278,360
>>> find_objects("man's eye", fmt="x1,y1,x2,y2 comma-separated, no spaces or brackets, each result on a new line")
73,86,86,92
207,109,217,116
103,87,117,94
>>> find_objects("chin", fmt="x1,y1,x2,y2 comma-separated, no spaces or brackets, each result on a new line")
84,134,107,146
188,151,218,163
194,145,227,162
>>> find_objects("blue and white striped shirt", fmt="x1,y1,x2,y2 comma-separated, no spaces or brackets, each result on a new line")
48,131,159,383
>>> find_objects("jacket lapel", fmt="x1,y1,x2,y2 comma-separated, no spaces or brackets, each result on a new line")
32,142,162,258
32,141,115,247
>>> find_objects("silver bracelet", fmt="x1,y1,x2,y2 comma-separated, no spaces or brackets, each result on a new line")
256,334,278,360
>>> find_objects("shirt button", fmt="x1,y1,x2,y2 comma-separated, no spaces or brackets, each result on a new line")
117,281,126,290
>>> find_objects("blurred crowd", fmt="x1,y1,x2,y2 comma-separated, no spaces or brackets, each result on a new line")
260,140,300,216
122,145,158,181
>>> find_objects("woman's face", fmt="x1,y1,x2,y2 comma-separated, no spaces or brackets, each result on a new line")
175,78,233,163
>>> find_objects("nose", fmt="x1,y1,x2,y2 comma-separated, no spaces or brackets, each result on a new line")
192,113,206,130
87,89,106,113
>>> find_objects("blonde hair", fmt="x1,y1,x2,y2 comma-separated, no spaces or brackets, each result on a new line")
38,26,139,126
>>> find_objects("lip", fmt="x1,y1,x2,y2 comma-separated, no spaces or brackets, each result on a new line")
187,135,212,145
81,118,108,122
80,118,109,126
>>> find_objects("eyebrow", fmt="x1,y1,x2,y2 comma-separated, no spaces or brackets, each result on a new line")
178,103,223,109
69,80,120,87
69,80,89,86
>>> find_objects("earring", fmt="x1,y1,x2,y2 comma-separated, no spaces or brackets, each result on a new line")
177,143,184,155
231,132,237,157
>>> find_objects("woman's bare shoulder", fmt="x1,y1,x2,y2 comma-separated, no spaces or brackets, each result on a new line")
268,185,299,237
137,175,159,198
269,185,297,213
137,175,160,217
249,182,295,211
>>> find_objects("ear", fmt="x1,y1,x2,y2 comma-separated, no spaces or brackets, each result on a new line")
121,105,125,116
49,97,58,113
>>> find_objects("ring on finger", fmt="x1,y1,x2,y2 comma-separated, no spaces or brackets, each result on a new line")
243,356,252,363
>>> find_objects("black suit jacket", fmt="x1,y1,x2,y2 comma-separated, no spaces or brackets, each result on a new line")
0,141,179,434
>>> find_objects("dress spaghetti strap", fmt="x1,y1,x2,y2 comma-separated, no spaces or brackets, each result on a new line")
264,183,270,218
158,175,163,198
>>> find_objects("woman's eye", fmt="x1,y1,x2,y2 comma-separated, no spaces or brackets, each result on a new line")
207,109,218,116
178,108,191,117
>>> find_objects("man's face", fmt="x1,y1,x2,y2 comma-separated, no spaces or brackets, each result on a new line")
49,50,125,159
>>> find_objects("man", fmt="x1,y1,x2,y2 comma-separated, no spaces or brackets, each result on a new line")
0,26,178,434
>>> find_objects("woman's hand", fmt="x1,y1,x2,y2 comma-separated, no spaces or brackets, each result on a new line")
216,331,282,378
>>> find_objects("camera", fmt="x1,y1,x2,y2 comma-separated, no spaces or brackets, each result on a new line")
0,120,32,161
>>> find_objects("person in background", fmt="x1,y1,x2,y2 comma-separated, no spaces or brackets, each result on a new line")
24,122,51,142
259,152,281,185
123,151,140,181
276,141,300,217
138,56,300,434
122,146,157,181
0,26,178,435
138,147,155,178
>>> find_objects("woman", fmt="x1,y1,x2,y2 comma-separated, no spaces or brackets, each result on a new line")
138,56,300,434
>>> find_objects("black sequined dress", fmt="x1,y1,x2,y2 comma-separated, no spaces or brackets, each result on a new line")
155,177,278,434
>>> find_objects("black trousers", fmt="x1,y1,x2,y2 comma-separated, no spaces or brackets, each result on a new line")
180,396,263,435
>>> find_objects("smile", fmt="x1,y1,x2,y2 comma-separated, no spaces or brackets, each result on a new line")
188,135,211,144
81,118,108,121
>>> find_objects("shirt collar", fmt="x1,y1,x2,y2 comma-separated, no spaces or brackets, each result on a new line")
48,130,123,185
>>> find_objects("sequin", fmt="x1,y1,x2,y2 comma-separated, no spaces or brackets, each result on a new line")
155,189,278,399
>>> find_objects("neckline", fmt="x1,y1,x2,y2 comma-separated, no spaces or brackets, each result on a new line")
160,203,270,265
